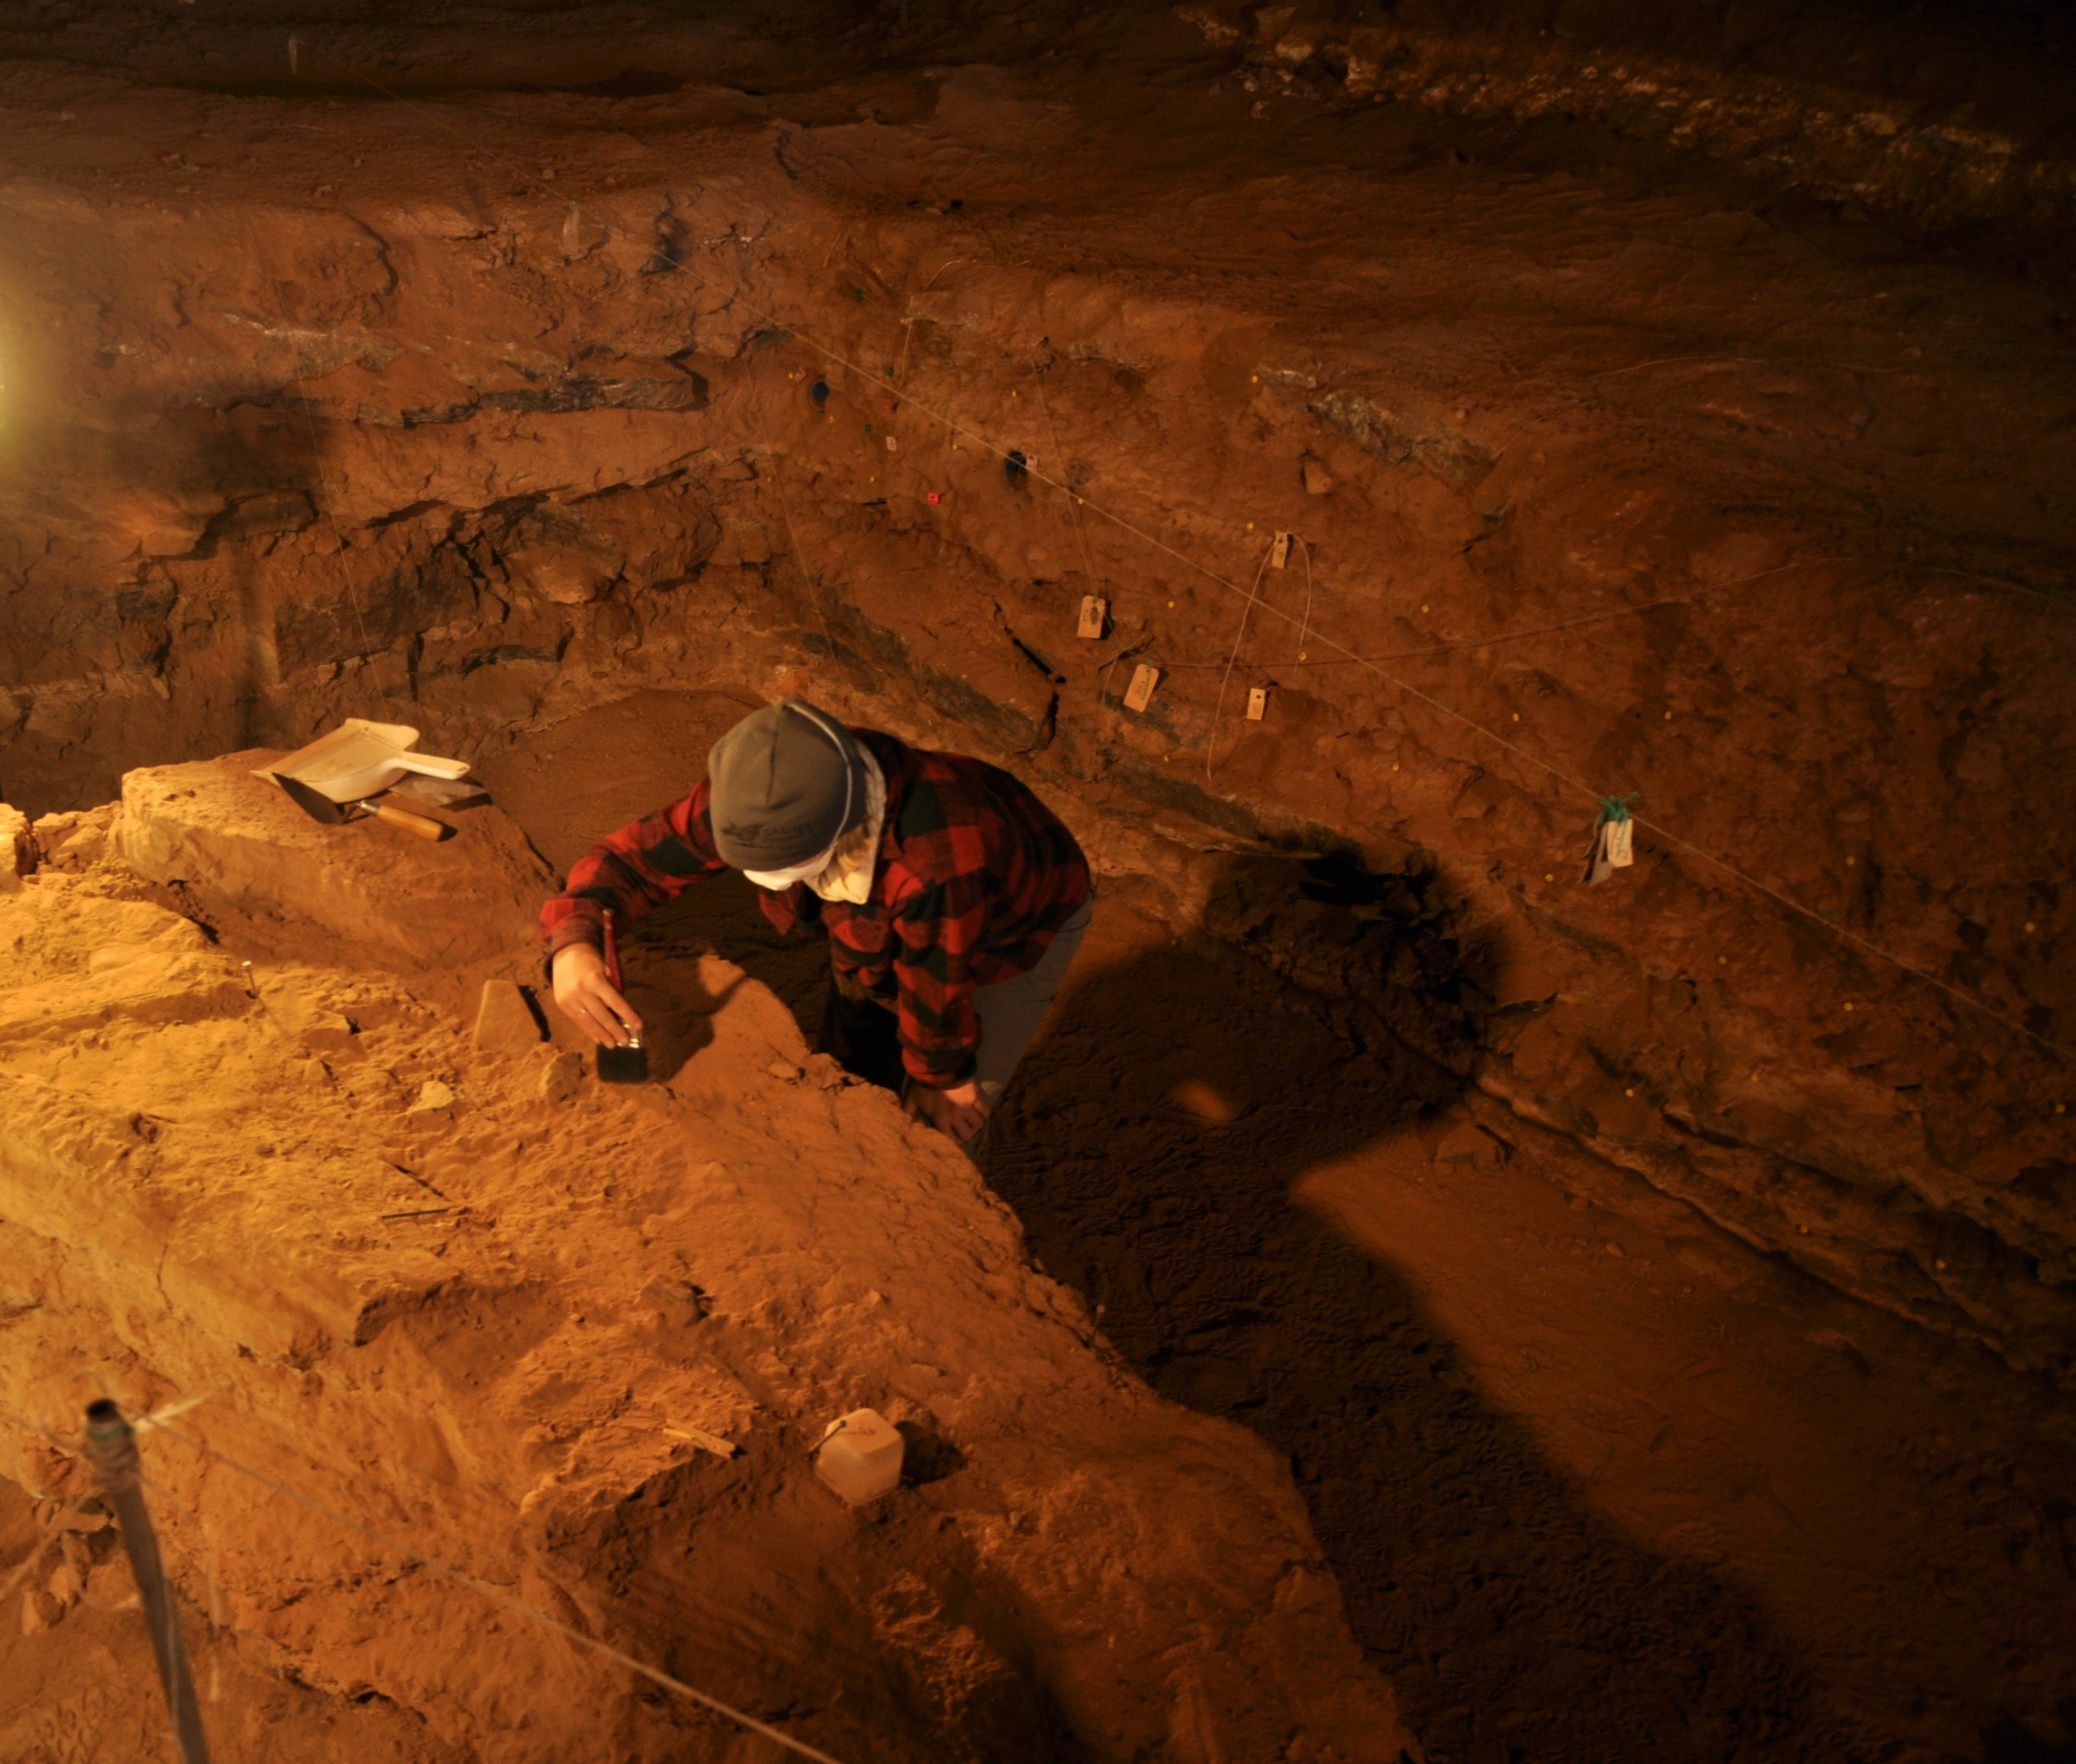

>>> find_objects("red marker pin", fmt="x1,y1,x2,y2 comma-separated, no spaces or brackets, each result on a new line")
927,491,941,504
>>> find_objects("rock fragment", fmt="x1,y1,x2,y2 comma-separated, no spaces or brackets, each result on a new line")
473,978,546,1055
539,1050,582,1104
411,1078,458,1115
1434,1122,1509,1168
29,805,113,872
0,804,31,891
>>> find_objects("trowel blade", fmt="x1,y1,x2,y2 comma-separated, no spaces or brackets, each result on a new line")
272,772,355,827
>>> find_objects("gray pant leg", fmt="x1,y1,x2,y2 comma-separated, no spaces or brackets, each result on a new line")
959,898,1093,1152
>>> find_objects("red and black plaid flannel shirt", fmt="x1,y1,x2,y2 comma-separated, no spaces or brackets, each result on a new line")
539,728,1090,1088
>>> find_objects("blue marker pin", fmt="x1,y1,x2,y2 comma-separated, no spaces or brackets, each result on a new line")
810,380,830,408
1004,449,1027,489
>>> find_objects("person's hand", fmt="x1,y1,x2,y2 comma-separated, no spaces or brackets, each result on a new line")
915,1079,989,1144
551,943,642,1048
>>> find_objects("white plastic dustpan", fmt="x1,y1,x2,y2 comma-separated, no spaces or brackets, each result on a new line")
258,718,473,804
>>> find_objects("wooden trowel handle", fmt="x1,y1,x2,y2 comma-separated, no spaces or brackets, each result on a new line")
368,801,449,841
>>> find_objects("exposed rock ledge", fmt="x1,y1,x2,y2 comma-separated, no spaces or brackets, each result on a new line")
0,754,1413,1764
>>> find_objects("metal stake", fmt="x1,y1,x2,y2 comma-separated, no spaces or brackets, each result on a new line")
80,1400,212,1764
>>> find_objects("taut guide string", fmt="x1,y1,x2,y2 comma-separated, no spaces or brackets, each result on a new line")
709,269,2069,1066
1205,538,1276,783
0,1396,851,1764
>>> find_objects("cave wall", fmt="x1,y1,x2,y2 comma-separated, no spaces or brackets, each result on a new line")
0,23,2071,1397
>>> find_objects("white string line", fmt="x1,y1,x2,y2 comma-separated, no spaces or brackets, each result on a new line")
767,466,846,670
288,384,385,682
1148,559,1852,672
1206,538,1276,781
1293,533,1314,664
139,1469,226,1705
1030,366,1102,597
1913,563,2073,611
0,1392,222,1617
717,283,2070,1064
0,1485,97,1611
151,1421,851,1764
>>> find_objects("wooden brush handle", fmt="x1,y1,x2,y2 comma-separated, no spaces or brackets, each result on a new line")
369,802,449,842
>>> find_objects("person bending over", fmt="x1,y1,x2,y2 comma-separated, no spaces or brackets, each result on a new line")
540,698,1092,1150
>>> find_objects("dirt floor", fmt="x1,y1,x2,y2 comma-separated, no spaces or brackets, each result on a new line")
475,688,2076,1764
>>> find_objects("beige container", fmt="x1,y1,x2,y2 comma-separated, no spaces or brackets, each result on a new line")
815,1408,904,1505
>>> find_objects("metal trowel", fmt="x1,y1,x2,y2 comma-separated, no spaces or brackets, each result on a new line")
273,772,451,842
597,908,649,1084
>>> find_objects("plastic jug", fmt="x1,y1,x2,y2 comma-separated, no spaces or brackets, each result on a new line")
816,1408,904,1505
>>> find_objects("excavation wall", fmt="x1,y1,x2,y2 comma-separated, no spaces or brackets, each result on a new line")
4,22,2069,1389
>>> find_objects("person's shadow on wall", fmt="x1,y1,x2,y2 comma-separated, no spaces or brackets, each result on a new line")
977,854,1864,1764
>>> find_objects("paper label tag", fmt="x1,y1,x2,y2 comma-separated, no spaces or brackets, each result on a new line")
1270,532,1290,569
885,435,898,452
1077,595,1108,639
1584,823,1610,885
1605,817,1633,867
1123,664,1160,713
1246,687,1268,721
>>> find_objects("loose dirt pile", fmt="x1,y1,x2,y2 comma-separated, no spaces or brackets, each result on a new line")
0,753,1410,1764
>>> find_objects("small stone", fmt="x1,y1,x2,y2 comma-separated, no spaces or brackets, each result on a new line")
472,979,545,1055
641,1276,709,1328
1434,1123,1506,1168
539,1051,582,1105
81,1559,139,1612
1301,459,1335,495
768,1060,804,1082
0,804,32,892
411,1078,457,1113
20,1586,64,1635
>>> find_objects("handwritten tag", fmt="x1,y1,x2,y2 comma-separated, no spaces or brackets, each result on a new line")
1123,664,1160,713
1270,532,1290,569
885,435,898,452
1246,687,1268,721
1584,817,1635,885
1077,595,1108,639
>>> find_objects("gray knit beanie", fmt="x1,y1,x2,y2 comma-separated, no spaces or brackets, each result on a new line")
707,698,868,869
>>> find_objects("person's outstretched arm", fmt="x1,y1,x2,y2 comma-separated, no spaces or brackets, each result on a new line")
539,784,726,1046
